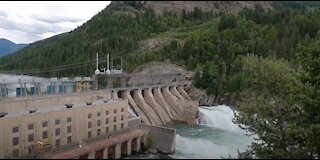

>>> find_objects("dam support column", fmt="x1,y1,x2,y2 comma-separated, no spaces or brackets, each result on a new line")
177,85,191,100
170,86,185,100
88,151,95,159
153,87,181,121
106,91,112,99
124,90,151,125
115,143,121,159
127,139,132,156
136,136,141,152
162,86,184,116
143,88,171,124
112,90,119,99
133,89,162,125
103,147,109,159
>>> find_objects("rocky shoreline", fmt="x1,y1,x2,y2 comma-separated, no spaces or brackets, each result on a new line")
185,85,238,107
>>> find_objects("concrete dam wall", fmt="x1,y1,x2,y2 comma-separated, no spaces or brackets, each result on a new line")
0,84,198,126
119,85,199,125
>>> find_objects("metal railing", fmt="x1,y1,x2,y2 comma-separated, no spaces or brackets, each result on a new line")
0,73,191,101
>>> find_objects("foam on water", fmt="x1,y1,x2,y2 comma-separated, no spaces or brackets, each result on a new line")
170,105,254,159
198,105,244,133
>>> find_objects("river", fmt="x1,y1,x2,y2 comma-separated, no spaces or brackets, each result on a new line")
125,105,254,159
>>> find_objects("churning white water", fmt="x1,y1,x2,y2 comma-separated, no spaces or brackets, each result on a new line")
198,105,244,133
169,105,254,159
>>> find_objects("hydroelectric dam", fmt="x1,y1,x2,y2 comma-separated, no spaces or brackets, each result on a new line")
0,71,199,159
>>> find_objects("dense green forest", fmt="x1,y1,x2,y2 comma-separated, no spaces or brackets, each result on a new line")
0,1,320,158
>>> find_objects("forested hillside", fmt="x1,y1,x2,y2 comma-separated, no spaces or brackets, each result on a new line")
0,1,319,100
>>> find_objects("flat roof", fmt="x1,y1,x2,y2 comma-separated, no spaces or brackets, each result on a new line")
0,99,122,119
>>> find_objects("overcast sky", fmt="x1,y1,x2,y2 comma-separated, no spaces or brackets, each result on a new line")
0,1,111,44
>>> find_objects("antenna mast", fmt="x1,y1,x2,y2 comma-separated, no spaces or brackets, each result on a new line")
121,57,123,71
94,52,100,75
96,52,99,69
106,53,110,74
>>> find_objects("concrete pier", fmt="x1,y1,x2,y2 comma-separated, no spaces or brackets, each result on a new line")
132,89,162,125
143,88,171,124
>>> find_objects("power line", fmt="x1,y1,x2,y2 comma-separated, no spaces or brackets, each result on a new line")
0,50,132,74
0,50,148,75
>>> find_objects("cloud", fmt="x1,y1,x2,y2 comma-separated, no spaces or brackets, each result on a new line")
33,14,85,24
0,10,7,17
0,16,65,35
0,1,111,43
0,28,42,44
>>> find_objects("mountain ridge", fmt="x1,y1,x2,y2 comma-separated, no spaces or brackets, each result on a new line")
0,38,28,57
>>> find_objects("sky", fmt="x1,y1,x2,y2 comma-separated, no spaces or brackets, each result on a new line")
0,1,111,44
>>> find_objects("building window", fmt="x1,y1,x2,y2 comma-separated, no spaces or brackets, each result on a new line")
42,131,48,139
67,126,72,133
12,149,19,157
55,119,60,125
121,115,124,121
88,131,92,138
67,136,72,144
88,122,92,128
97,129,101,136
121,123,124,129
106,118,109,124
28,134,34,142
106,111,109,115
12,127,19,133
106,127,109,133
55,128,60,136
113,125,117,131
56,139,60,147
114,109,117,114
67,117,72,123
12,137,19,146
121,108,124,112
88,114,92,119
28,124,34,130
113,117,117,122
97,120,101,126
42,122,48,127
97,112,101,117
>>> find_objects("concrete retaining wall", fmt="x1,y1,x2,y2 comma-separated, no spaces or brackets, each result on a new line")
178,100,199,125
128,116,142,128
139,124,176,154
